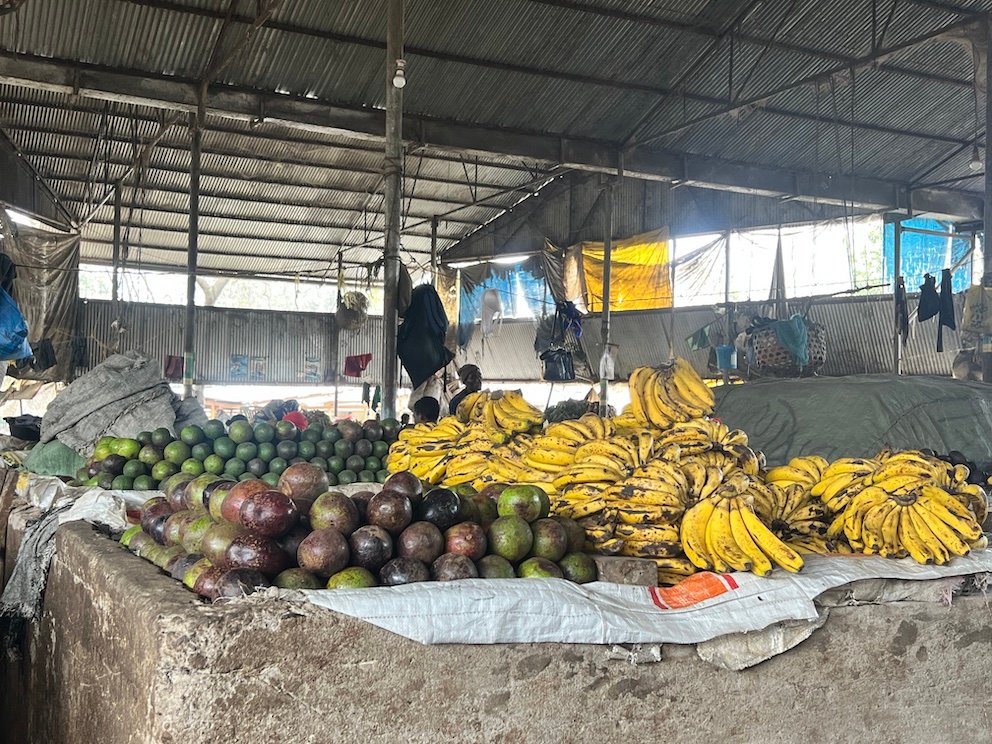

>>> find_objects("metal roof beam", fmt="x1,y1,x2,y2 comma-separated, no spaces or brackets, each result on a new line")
0,52,980,219
79,243,413,277
71,195,481,229
85,216,443,245
78,199,469,237
0,93,547,175
40,165,508,215
1,122,536,195
0,52,967,157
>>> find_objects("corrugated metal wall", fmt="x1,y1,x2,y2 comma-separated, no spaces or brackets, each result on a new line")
76,299,337,385
578,293,962,381
77,293,962,387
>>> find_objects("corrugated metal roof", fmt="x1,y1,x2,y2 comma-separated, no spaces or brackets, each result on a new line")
0,0,985,281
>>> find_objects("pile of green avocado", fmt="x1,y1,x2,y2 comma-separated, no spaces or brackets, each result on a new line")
73,417,402,491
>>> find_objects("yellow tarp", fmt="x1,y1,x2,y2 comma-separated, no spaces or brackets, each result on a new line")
579,228,671,312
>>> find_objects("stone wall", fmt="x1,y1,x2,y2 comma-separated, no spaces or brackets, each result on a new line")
3,523,991,743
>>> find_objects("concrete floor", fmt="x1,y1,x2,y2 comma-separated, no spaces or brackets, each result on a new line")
3,523,992,744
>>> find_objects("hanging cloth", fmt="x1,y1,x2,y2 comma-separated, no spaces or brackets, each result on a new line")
344,353,373,378
937,268,956,353
895,278,910,346
917,273,940,322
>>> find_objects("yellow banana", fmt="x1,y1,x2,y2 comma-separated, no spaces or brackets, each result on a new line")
616,506,680,525
552,498,608,519
738,501,805,572
680,496,717,570
898,508,933,564
651,557,697,576
917,488,982,541
626,367,652,424
913,501,971,557
706,499,752,572
879,504,904,558
907,504,950,564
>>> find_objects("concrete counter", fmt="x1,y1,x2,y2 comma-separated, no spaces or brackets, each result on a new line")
3,522,991,744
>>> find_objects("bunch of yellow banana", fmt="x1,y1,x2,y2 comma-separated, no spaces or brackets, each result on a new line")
552,484,610,519
653,557,699,586
810,457,884,512
551,433,655,491
762,482,831,550
545,413,616,442
454,390,492,423
680,473,805,575
627,358,716,429
814,450,989,528
764,455,830,492
841,483,985,563
480,390,544,434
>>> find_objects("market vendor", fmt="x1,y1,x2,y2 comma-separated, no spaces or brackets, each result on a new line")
412,397,440,425
448,364,482,416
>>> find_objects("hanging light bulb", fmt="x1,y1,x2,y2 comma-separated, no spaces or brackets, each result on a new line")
969,145,983,172
392,59,407,89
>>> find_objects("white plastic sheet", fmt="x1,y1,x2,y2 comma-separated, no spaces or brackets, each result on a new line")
301,552,992,645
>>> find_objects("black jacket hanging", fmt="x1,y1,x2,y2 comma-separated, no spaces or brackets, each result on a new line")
936,268,956,352
397,284,455,389
917,273,940,322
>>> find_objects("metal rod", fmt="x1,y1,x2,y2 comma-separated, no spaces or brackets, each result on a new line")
983,15,992,383
111,184,121,304
381,0,404,420
723,230,732,386
430,215,439,285
598,177,614,417
183,116,202,399
893,219,902,375
334,252,343,419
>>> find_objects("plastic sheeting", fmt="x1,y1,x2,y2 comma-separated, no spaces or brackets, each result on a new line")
884,217,972,295
457,258,550,348
579,228,671,312
0,214,79,382
40,350,206,456
714,374,992,466
301,551,992,645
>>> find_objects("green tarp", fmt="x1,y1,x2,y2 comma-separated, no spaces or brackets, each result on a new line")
714,375,992,467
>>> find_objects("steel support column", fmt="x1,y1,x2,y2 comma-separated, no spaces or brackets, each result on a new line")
381,0,404,419
724,230,732,386
183,116,202,399
598,178,614,417
984,14,992,383
430,215,439,285
893,219,903,375
112,186,122,304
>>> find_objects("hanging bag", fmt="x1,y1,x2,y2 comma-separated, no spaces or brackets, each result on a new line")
0,286,31,361
541,304,576,382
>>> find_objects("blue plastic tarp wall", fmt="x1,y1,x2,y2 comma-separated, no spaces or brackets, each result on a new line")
883,217,972,293
457,258,550,348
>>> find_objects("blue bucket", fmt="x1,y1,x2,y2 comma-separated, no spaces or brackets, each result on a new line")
716,344,737,370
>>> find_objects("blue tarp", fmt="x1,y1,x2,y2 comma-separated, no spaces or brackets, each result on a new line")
457,259,550,347
883,217,972,294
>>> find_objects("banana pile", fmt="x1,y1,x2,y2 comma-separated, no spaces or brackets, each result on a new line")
680,471,806,576
628,358,716,427
810,450,989,563
762,455,835,554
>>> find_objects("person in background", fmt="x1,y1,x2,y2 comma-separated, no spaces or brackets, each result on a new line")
400,413,411,428
448,364,482,416
412,396,440,425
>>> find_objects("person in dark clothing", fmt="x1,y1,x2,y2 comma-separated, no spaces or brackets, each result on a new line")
412,396,440,425
448,364,482,416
